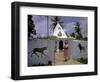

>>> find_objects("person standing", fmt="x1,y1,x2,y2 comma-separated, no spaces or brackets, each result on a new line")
63,42,69,61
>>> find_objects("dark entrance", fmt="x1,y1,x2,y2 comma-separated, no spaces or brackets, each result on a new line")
59,40,63,50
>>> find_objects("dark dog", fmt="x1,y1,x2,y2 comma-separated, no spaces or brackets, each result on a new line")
28,47,47,57
78,43,85,53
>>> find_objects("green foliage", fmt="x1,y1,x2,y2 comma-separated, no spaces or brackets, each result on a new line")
51,16,63,31
83,37,88,41
74,22,83,39
70,32,75,37
76,35,82,40
28,15,36,38
77,58,88,64
70,22,87,41
41,36,49,39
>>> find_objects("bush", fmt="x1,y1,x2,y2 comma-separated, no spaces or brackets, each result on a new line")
77,58,88,64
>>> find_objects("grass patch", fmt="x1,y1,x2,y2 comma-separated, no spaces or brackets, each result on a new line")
77,58,88,64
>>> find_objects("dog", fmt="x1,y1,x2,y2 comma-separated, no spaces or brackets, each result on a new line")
78,43,85,53
28,47,47,57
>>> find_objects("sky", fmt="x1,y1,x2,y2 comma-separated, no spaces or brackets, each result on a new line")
31,15,88,37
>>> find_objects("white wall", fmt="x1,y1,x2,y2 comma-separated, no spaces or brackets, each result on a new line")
69,40,87,59
0,0,99,82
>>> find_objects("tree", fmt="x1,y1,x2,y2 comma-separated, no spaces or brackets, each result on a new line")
51,16,63,31
74,22,83,39
70,32,75,37
28,15,36,38
83,37,88,41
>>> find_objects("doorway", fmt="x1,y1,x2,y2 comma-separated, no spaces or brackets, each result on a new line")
59,40,63,51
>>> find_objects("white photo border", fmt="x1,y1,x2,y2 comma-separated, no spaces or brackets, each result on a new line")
20,6,95,76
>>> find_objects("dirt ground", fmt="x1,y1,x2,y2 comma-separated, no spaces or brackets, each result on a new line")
53,50,81,65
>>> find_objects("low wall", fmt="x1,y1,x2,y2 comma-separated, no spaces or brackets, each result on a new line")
28,39,87,66
68,40,87,59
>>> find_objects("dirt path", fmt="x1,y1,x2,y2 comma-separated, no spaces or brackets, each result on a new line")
53,51,81,65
